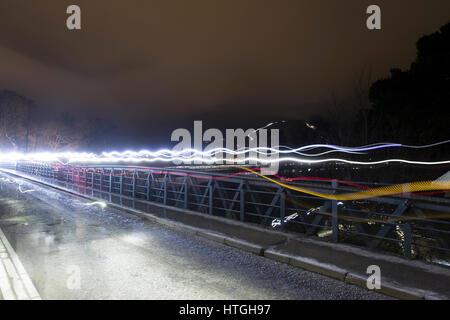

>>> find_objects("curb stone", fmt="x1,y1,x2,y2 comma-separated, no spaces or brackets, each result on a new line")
344,273,423,300
197,231,226,244
223,237,264,255
290,256,347,281
264,250,291,264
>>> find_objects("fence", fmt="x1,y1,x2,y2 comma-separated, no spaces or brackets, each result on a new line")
14,161,450,260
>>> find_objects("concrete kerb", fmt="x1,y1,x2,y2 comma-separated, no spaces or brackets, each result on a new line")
344,272,423,300
263,250,347,281
290,256,348,281
223,237,264,255
0,169,443,300
197,231,226,244
263,247,432,300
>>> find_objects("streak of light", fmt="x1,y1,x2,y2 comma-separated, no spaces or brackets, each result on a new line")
1,140,449,164
18,185,34,193
237,166,450,201
1,176,35,193
100,143,400,158
63,155,450,166
85,201,107,208
271,212,299,228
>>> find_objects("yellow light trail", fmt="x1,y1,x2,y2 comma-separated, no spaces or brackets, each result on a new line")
237,166,450,201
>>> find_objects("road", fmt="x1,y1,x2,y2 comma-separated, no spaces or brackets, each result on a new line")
0,172,389,299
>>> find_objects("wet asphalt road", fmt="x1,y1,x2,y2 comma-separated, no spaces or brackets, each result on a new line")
0,172,390,299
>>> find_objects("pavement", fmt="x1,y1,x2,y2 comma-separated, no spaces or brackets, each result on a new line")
1,168,450,300
0,227,40,300
0,170,389,300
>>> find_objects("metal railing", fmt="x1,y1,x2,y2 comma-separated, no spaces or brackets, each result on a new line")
14,161,450,260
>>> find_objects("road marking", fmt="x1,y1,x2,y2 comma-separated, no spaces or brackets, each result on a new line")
0,260,15,299
0,227,41,300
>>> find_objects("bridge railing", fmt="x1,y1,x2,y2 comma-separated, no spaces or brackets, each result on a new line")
14,161,450,260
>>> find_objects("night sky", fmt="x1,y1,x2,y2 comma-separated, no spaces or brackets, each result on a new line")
0,1,449,147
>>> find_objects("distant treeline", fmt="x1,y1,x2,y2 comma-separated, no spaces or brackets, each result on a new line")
279,22,449,161
0,90,117,152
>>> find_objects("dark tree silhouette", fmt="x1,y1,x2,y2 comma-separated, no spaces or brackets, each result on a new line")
0,90,117,151
369,22,450,145
0,90,35,151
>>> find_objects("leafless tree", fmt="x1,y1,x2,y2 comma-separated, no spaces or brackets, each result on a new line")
353,67,373,145
0,90,32,151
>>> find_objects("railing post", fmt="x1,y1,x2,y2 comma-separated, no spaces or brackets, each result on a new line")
163,177,167,205
119,170,123,195
100,169,103,191
209,182,213,215
280,190,285,220
401,223,412,258
240,187,245,222
91,172,94,196
184,180,188,209
146,173,151,201
332,180,339,243
109,170,112,193
132,170,137,199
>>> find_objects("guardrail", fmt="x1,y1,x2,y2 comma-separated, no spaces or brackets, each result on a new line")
14,161,450,261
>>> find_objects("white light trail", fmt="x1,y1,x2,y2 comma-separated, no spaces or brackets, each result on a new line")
2,153,450,166
0,177,35,193
18,185,35,193
64,155,450,166
85,201,107,208
102,147,365,158
0,140,448,166
271,212,299,228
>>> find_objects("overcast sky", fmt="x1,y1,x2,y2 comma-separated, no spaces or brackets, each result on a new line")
0,1,449,146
